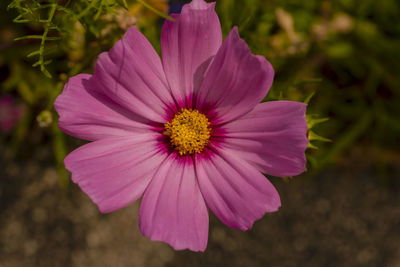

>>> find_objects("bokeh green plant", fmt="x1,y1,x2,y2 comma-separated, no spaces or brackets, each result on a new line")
1,0,399,186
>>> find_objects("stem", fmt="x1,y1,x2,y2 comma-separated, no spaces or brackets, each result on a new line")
39,2,57,78
76,0,99,20
136,0,175,21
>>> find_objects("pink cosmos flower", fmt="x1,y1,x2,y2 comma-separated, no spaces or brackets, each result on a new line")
0,96,22,133
54,0,308,251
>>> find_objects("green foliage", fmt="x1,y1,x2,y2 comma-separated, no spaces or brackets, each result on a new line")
217,0,400,172
7,0,129,77
2,0,171,186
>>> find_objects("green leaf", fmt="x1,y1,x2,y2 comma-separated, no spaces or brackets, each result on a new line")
307,115,330,129
304,91,315,104
32,59,52,67
40,66,52,79
27,50,41,58
14,35,43,40
309,130,332,143
308,142,319,150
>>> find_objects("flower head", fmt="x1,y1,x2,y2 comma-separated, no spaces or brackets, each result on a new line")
164,109,211,155
55,0,308,252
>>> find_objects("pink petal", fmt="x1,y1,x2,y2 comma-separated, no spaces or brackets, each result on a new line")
139,154,209,252
161,0,222,109
195,148,281,230
219,101,308,177
94,27,176,123
65,134,167,213
196,27,274,124
55,74,155,141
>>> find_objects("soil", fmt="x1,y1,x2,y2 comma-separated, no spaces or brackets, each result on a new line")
0,148,399,267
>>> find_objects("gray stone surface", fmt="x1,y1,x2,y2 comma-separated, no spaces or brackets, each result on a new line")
0,152,399,267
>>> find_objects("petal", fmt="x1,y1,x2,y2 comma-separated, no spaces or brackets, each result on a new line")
65,134,167,213
55,74,154,141
195,148,280,230
139,154,209,252
94,27,176,123
161,0,222,109
196,27,274,124
219,101,308,177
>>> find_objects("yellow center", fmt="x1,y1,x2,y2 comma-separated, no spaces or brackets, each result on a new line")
164,109,211,155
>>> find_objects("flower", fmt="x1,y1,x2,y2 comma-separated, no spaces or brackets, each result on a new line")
0,95,22,133
54,0,308,252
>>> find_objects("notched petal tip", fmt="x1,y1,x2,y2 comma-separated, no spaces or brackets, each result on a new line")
186,0,215,10
64,135,165,214
54,74,90,111
230,27,275,89
221,101,308,177
138,155,209,252
231,25,239,34
256,55,275,82
196,26,275,123
161,0,221,110
267,192,282,213
195,150,282,232
141,233,207,252
239,195,281,231
228,27,275,79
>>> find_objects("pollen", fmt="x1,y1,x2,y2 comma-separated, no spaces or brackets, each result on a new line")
164,109,211,155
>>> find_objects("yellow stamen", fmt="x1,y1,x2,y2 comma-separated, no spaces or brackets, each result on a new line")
164,109,211,155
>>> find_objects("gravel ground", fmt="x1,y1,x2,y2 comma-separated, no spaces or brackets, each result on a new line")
0,149,399,267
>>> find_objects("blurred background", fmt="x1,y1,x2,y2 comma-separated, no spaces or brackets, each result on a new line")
1,0,399,266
